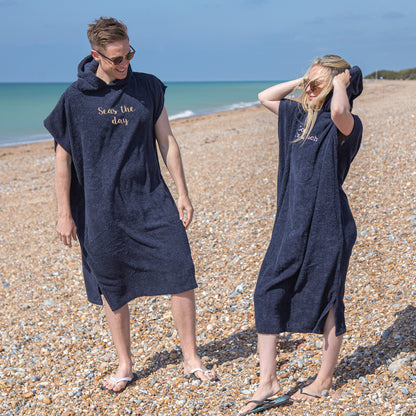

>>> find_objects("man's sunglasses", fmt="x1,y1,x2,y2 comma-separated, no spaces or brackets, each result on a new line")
95,45,136,65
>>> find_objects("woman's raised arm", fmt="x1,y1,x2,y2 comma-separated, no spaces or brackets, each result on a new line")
258,78,303,115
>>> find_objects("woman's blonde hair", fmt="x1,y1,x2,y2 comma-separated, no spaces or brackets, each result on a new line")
295,54,351,142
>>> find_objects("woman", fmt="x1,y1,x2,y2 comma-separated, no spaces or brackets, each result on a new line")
239,55,363,415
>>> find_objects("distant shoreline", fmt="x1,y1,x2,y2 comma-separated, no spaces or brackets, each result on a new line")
0,80,281,148
1,79,415,149
364,67,416,80
0,103,263,149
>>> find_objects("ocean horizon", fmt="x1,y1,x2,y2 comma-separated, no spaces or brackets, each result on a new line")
0,80,284,148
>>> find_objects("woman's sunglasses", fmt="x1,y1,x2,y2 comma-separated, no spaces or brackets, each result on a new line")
95,45,136,65
303,79,321,93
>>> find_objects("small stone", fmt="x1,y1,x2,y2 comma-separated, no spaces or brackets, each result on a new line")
229,283,245,298
400,387,409,395
344,412,359,416
321,389,329,397
381,330,391,341
388,357,411,373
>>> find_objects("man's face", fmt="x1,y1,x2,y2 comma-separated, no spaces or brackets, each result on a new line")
92,38,133,84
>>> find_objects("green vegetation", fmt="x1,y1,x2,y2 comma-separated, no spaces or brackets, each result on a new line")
365,68,416,80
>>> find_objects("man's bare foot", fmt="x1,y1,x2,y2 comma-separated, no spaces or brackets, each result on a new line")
183,358,217,381
238,382,281,415
102,364,135,393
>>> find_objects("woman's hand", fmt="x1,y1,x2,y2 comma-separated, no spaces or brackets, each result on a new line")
333,69,350,90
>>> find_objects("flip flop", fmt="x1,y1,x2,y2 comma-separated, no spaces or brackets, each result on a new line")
292,386,322,400
300,386,321,398
188,368,218,381
239,395,290,415
101,372,138,394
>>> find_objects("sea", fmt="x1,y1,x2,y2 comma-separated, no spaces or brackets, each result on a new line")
0,81,283,148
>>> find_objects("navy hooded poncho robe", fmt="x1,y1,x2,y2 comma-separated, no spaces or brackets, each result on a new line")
44,56,197,311
254,66,363,337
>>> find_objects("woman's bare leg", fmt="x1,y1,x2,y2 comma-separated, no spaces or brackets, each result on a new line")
238,333,281,415
292,307,343,400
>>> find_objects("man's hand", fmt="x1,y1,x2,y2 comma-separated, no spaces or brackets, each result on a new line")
177,194,194,229
57,215,77,247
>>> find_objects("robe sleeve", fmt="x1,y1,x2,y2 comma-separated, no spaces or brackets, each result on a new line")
278,98,304,145
44,93,72,155
150,76,167,122
338,114,363,183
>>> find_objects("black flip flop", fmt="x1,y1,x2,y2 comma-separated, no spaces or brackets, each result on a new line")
296,386,321,399
239,395,290,415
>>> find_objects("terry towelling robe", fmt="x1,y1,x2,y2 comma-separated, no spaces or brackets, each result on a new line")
254,66,363,337
44,56,197,311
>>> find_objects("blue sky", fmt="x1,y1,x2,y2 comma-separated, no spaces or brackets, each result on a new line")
1,0,415,82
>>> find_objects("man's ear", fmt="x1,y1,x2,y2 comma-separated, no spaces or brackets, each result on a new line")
91,50,100,62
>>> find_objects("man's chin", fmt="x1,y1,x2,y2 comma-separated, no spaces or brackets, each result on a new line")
114,70,128,79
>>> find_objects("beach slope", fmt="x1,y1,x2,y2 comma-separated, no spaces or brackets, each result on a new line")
0,80,415,415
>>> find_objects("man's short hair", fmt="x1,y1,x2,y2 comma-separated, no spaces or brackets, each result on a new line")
87,17,128,50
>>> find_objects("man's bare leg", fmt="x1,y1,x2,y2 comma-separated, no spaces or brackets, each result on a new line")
102,297,134,392
171,289,216,380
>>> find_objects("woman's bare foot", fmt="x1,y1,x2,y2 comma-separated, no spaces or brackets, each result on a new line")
291,379,331,401
238,381,281,415
183,357,217,381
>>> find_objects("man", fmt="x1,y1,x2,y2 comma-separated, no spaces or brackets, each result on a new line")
44,17,215,393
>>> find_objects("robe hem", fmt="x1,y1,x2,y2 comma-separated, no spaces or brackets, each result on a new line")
87,282,198,311
255,325,347,337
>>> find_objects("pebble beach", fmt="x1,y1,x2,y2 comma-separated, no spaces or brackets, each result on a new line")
1,80,415,415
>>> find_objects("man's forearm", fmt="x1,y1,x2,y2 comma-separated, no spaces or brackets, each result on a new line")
55,147,73,218
163,137,189,197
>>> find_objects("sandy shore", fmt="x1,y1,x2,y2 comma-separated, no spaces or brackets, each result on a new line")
1,80,415,415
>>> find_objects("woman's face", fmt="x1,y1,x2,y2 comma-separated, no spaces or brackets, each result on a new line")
304,65,330,106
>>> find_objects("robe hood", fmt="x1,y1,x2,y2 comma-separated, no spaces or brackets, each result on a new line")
76,55,132,92
322,65,363,112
